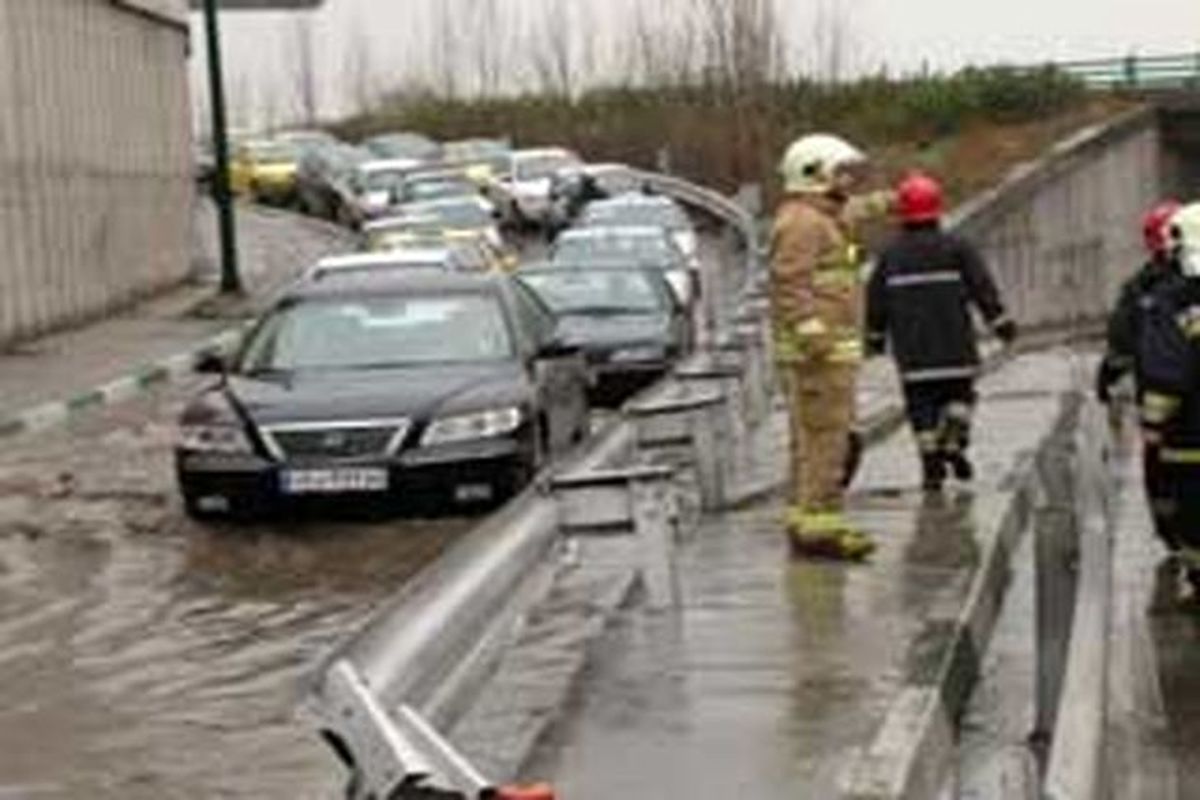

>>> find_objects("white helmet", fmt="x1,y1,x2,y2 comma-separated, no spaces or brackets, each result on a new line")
779,133,867,194
1170,202,1200,278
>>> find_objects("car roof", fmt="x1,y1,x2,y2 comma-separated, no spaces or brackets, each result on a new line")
399,195,489,210
360,158,424,174
520,262,654,276
286,269,508,301
316,250,452,270
558,225,669,240
513,147,575,161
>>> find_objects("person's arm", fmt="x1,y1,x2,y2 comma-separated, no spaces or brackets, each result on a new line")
770,211,829,358
1097,276,1140,401
958,237,1015,343
1139,296,1194,443
865,256,889,357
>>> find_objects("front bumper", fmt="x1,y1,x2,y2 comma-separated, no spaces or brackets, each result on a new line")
176,437,527,515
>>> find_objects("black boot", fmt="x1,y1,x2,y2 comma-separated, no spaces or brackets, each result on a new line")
921,453,946,492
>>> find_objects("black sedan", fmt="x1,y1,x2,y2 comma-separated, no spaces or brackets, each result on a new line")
175,271,589,518
518,264,690,406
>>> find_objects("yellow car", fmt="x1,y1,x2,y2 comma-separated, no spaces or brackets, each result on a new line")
367,227,519,273
229,139,300,205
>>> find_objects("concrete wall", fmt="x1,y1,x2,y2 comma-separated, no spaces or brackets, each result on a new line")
950,109,1164,331
0,0,192,346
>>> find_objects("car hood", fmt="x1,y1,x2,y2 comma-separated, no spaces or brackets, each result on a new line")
556,312,671,348
224,362,530,427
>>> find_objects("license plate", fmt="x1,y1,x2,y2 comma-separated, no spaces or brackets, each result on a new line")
282,468,389,495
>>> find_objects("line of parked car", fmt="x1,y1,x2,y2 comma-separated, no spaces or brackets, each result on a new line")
180,132,703,519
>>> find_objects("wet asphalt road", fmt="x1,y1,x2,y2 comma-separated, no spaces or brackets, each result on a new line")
0,217,735,798
0,380,472,799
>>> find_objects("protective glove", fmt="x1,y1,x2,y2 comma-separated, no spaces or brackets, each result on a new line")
1095,358,1121,404
994,319,1017,346
865,333,886,358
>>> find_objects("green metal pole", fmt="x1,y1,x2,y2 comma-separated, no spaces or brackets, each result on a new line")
202,0,242,295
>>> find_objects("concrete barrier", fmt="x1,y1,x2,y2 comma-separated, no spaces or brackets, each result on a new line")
0,2,192,347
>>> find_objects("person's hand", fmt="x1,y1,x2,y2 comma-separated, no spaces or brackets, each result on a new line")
1096,362,1113,404
994,319,1017,346
865,333,886,357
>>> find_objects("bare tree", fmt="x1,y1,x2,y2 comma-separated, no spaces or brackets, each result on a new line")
811,0,855,82
290,16,319,125
467,0,504,97
343,13,377,113
528,0,576,97
430,0,462,98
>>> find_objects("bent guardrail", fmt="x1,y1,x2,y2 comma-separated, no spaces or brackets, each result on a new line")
306,168,769,798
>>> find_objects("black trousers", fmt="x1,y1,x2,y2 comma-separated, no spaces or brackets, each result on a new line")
902,378,977,456
1144,444,1179,551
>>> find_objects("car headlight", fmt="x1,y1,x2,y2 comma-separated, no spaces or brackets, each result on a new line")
178,424,253,455
610,346,667,363
422,407,523,446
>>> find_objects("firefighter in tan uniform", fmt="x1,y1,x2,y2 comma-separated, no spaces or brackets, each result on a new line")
771,134,890,560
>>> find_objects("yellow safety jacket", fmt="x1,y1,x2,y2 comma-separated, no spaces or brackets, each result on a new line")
769,192,891,365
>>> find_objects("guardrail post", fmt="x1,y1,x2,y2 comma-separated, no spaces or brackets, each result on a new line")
552,464,681,610
628,387,730,511
676,354,750,485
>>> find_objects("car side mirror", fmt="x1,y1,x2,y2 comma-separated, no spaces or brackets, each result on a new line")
537,337,580,360
194,350,228,375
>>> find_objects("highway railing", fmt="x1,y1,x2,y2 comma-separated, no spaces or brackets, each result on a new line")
1031,52,1200,92
1033,388,1118,800
305,169,770,800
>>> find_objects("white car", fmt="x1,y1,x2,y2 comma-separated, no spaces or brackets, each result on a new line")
305,249,478,282
499,148,581,226
352,159,424,220
576,195,699,270
551,225,698,308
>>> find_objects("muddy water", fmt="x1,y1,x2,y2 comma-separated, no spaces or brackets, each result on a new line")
0,389,469,798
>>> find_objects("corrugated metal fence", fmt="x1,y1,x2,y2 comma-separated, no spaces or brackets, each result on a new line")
0,0,192,347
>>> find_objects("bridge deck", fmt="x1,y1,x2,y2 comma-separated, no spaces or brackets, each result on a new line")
520,352,1077,797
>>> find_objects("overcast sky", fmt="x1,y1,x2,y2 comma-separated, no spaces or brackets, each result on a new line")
189,0,1200,130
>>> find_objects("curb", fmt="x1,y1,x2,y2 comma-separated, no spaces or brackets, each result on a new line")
0,325,247,441
838,391,1079,800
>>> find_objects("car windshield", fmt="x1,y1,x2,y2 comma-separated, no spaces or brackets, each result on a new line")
521,270,667,315
366,134,438,160
581,202,689,230
362,169,406,193
553,232,678,266
516,154,573,181
247,142,296,164
407,177,477,202
404,200,492,228
239,293,512,371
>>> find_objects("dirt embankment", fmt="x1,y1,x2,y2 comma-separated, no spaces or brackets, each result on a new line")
334,70,1137,206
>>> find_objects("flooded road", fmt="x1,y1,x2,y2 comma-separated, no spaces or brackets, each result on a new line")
0,385,471,798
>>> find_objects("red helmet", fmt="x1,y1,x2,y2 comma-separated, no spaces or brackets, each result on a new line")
1144,201,1182,255
896,172,944,223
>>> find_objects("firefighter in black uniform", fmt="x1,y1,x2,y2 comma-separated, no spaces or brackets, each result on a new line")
1096,200,1182,552
866,172,1015,491
1138,202,1200,593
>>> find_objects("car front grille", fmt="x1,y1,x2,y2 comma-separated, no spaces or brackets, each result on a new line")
262,420,409,462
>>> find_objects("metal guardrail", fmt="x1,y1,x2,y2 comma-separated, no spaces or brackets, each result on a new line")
1039,52,1200,91
1029,386,1117,800
306,169,769,799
